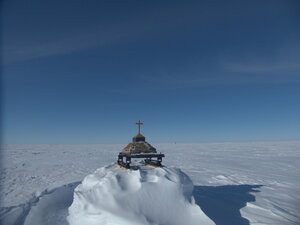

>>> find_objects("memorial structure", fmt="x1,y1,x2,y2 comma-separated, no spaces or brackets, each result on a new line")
117,120,165,168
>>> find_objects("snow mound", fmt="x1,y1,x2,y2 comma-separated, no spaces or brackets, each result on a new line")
67,165,214,225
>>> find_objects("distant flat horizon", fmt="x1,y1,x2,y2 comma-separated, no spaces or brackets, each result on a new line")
3,139,300,145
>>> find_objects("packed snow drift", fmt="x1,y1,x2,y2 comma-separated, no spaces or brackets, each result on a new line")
1,142,300,224
67,165,214,225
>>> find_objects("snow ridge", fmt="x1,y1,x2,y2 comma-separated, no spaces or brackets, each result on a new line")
67,165,214,225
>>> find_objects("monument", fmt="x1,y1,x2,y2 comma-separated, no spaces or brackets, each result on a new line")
117,120,165,168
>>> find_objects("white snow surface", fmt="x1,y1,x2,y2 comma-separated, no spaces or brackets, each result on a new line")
67,165,214,225
1,141,300,225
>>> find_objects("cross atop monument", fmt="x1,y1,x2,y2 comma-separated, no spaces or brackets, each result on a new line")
132,120,145,142
136,120,143,135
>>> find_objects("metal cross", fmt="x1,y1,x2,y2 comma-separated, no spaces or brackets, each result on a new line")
136,120,143,135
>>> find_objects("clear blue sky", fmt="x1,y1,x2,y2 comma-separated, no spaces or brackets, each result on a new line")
2,0,300,144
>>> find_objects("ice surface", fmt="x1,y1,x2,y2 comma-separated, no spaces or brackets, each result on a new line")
1,141,300,225
67,165,214,225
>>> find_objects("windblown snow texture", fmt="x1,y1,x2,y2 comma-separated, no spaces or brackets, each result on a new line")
1,142,300,224
67,165,214,225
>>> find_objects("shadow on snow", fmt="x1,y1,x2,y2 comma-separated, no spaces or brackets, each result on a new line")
1,182,263,225
193,184,263,225
0,181,80,225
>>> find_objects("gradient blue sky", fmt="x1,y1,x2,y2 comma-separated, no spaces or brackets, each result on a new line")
2,0,300,144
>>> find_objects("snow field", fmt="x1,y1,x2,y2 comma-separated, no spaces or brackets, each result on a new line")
1,141,300,224
67,165,214,225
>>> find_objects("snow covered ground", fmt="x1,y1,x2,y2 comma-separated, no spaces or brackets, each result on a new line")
1,141,300,225
68,165,214,225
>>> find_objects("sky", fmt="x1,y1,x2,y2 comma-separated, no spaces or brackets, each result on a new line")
1,0,300,144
